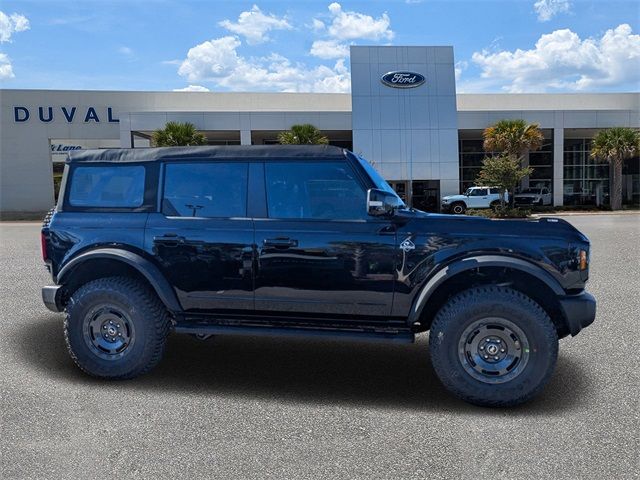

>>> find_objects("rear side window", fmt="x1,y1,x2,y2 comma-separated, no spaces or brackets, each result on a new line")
69,166,145,208
265,161,366,219
163,162,248,218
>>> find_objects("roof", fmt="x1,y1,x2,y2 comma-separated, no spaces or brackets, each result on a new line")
67,145,348,163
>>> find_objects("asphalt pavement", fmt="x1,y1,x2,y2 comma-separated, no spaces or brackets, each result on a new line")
1,215,638,479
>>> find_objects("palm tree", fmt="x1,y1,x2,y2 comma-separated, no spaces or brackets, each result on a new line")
482,119,544,205
590,127,640,210
152,121,207,147
483,119,544,158
278,124,329,145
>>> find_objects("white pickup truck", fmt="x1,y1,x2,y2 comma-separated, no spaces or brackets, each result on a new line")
441,186,507,214
514,187,552,206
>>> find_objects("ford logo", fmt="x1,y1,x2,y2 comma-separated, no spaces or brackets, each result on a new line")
381,71,426,89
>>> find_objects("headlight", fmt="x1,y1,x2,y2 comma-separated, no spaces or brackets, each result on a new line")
442,198,450,203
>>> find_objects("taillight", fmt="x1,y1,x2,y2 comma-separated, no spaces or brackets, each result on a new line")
41,232,48,262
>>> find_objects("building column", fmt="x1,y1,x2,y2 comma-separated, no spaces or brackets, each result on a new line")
553,127,564,206
119,113,133,148
240,129,252,146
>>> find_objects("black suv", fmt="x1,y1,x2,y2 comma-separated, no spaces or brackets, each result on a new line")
41,145,595,407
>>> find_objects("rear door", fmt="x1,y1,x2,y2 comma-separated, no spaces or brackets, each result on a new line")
253,159,397,317
145,160,254,312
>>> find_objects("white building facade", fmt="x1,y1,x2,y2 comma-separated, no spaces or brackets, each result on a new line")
1,45,638,214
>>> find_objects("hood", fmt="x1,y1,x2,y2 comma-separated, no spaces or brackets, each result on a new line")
396,209,589,244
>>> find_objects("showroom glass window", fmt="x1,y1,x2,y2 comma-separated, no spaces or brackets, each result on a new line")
162,162,248,217
265,162,366,219
68,166,145,208
563,138,610,206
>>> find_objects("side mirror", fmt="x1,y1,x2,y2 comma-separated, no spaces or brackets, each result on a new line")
367,188,401,217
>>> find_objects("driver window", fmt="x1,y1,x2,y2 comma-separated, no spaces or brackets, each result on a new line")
265,161,366,219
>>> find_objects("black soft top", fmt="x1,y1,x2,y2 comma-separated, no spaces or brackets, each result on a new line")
67,145,348,163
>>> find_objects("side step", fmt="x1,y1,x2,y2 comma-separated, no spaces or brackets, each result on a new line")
174,323,415,344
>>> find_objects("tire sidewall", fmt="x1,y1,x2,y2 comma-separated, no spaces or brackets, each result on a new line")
66,281,156,378
452,203,465,214
430,289,558,406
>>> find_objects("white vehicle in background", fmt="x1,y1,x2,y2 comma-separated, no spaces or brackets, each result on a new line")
441,186,507,214
514,187,552,206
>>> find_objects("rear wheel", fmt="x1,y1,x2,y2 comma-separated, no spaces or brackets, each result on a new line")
451,202,466,215
490,200,501,211
64,276,170,379
429,286,558,407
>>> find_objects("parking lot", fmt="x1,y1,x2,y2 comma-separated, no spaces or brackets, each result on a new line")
0,214,638,479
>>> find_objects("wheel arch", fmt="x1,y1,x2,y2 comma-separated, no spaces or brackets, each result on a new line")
56,248,182,313
409,255,570,337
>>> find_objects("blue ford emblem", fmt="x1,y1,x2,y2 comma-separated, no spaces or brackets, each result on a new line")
381,71,426,88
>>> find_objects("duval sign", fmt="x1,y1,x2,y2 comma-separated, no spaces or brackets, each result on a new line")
380,71,426,88
13,106,119,123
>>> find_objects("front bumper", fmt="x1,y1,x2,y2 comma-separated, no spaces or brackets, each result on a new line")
559,291,596,336
42,285,64,313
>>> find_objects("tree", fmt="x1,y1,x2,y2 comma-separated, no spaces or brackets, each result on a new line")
482,119,544,205
483,119,544,158
590,127,640,210
278,124,329,145
476,155,533,208
152,121,207,147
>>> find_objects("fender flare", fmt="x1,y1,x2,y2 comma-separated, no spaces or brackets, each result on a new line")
57,248,182,312
407,255,565,324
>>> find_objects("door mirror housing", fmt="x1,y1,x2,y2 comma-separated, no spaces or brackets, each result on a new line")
367,188,402,217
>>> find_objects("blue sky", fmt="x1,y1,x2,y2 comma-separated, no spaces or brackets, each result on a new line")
0,0,638,93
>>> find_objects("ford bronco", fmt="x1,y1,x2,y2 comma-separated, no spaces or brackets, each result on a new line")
41,145,596,407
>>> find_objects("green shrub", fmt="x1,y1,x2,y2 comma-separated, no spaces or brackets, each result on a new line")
466,207,531,218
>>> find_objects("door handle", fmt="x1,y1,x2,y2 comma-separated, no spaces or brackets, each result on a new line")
263,237,298,248
154,234,186,247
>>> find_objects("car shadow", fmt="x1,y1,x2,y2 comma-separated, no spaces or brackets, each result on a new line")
17,314,592,414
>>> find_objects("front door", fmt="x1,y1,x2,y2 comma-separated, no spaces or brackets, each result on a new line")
145,161,254,312
254,160,397,317
467,187,489,208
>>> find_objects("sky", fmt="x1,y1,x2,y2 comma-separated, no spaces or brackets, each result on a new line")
0,0,638,93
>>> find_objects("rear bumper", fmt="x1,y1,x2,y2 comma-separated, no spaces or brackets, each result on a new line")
42,285,64,313
559,291,596,336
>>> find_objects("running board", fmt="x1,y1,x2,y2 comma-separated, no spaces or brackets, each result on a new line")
174,323,415,344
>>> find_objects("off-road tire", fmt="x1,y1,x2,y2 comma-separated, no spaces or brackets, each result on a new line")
451,202,466,214
64,276,171,379
429,286,558,407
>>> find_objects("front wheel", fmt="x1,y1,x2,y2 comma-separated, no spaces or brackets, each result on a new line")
451,202,466,215
429,286,558,407
64,276,171,379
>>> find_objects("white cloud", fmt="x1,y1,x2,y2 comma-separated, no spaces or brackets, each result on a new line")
0,11,29,43
173,85,210,92
533,0,571,22
177,35,350,93
310,40,350,60
454,60,468,82
219,5,291,45
471,24,640,92
118,46,134,56
324,3,393,41
308,3,393,60
311,18,325,32
0,52,14,79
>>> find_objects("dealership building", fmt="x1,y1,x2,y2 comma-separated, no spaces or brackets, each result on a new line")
1,45,638,214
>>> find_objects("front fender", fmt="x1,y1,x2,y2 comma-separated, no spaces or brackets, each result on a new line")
56,248,182,313
407,255,565,324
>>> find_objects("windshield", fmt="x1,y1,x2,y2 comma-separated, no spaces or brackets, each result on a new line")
520,188,539,194
355,155,406,207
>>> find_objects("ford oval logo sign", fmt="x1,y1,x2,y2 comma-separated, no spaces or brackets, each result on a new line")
381,71,426,89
